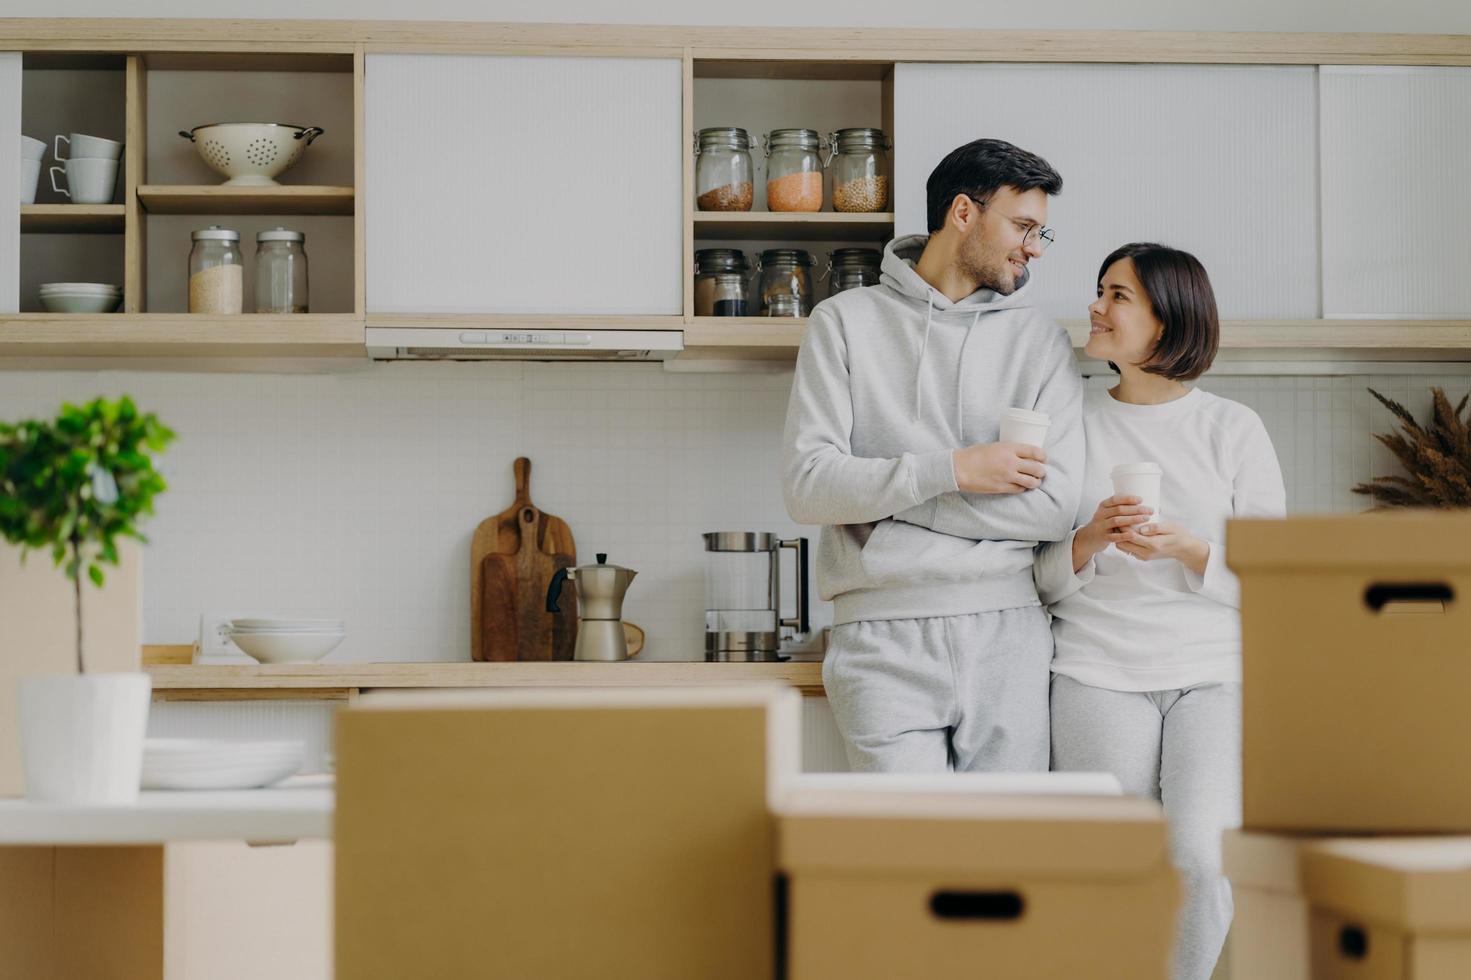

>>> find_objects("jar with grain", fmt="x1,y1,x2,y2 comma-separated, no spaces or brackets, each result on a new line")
763,129,825,212
757,248,814,316
829,128,891,213
693,248,751,317
694,127,754,212
254,227,309,314
825,247,883,297
188,225,242,314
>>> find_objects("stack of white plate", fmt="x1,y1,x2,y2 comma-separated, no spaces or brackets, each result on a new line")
227,618,346,664
141,738,305,791
39,282,121,314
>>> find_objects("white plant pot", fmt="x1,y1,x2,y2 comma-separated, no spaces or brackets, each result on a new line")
19,673,152,804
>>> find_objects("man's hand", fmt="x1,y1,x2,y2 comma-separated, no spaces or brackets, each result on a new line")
1115,520,1210,576
953,442,1047,495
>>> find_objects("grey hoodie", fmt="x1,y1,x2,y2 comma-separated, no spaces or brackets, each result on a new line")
782,234,1084,625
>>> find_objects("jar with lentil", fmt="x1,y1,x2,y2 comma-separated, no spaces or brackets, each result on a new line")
693,248,752,317
828,128,891,213
187,225,242,314
694,127,754,212
763,129,825,212
825,247,883,297
757,248,814,315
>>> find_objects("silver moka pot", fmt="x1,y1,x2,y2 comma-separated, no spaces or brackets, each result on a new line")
546,554,638,661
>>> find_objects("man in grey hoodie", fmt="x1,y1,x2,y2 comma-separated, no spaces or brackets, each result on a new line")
782,138,1084,772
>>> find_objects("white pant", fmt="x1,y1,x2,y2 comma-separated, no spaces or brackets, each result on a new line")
1049,673,1241,980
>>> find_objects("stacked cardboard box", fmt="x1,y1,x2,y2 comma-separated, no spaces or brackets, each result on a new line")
1226,515,1471,979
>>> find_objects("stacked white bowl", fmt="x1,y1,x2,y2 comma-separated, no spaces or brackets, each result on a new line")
20,135,45,204
39,282,121,313
227,618,346,664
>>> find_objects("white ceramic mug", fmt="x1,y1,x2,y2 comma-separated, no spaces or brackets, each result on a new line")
21,135,47,161
1111,462,1163,523
999,407,1051,448
54,132,122,162
50,157,118,204
21,157,42,204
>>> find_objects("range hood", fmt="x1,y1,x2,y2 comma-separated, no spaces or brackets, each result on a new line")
366,327,683,362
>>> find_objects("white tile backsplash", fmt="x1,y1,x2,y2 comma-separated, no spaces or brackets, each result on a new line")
1,363,1464,661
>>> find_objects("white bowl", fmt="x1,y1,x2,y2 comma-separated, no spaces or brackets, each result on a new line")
40,282,120,293
229,630,345,664
40,292,121,314
142,738,304,790
179,123,324,187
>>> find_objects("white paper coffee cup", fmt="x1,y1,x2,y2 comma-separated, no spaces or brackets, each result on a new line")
999,407,1051,448
1110,462,1163,522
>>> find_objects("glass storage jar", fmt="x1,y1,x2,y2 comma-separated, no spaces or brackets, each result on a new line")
763,128,824,212
829,128,891,213
825,247,883,296
694,127,754,212
187,225,242,314
693,248,752,317
254,227,309,314
763,294,802,317
757,248,814,315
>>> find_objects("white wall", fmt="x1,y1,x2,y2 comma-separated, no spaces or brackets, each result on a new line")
4,0,1471,33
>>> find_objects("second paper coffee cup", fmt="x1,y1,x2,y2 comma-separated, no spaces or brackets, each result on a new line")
999,407,1051,448
1111,462,1163,521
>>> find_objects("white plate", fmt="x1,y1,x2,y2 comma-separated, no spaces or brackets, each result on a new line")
141,739,304,791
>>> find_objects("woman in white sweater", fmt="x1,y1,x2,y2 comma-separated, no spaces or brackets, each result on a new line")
1034,243,1286,980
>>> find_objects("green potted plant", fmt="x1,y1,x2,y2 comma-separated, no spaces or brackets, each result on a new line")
0,396,174,803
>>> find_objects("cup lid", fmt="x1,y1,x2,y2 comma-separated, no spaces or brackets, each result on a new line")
1111,462,1163,477
1002,407,1051,425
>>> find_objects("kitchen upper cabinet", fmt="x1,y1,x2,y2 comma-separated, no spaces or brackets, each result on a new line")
1321,66,1471,319
894,64,1319,322
364,54,682,315
0,53,19,314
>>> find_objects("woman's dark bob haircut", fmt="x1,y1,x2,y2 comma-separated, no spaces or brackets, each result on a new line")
1099,242,1219,381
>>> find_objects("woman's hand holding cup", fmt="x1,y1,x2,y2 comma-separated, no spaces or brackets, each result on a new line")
1114,520,1210,574
1072,495,1154,569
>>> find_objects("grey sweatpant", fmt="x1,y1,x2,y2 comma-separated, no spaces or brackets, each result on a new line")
822,606,1052,773
1050,674,1241,980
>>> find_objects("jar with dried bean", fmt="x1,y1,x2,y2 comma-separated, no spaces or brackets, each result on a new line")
757,248,814,315
695,127,754,212
829,128,891,213
763,129,825,212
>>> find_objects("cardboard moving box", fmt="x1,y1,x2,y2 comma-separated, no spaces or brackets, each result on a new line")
334,686,800,980
777,788,1179,980
1228,514,1471,833
1227,830,1471,980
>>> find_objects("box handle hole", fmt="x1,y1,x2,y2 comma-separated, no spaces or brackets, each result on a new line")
929,890,1024,921
1364,582,1453,612
1339,924,1369,960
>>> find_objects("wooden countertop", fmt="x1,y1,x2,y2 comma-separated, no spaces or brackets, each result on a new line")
0,776,332,844
146,661,826,699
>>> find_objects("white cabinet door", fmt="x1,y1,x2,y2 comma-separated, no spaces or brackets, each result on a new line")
894,64,1319,321
1321,66,1471,318
365,54,682,315
0,53,19,314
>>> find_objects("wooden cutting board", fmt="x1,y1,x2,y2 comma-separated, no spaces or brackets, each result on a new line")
471,458,577,662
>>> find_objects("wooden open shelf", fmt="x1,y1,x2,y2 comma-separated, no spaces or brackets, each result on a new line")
20,204,127,234
694,210,894,242
0,314,365,359
138,185,355,216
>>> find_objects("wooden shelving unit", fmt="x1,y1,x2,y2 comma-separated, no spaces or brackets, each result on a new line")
693,211,894,242
0,313,365,359
138,185,355,216
20,204,126,234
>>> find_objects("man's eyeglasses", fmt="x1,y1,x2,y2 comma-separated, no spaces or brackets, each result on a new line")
967,194,1056,252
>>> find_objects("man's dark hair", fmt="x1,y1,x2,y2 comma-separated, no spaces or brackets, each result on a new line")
1098,243,1219,382
925,138,1063,233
